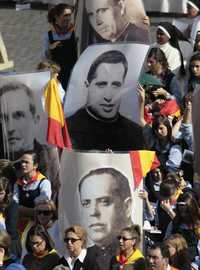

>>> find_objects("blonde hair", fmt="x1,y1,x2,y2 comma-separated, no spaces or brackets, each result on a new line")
64,225,87,247
164,233,188,252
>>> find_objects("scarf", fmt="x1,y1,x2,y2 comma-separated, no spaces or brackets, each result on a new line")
16,172,45,187
116,249,144,270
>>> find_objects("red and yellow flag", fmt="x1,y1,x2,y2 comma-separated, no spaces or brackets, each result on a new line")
129,151,160,189
44,78,72,149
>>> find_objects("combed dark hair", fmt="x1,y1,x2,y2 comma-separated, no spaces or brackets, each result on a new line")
0,81,36,117
87,50,128,84
26,225,54,253
48,4,74,25
148,242,170,258
148,47,169,71
21,150,39,165
78,167,131,200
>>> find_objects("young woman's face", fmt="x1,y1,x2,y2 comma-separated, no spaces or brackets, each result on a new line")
147,56,163,75
190,60,200,78
30,235,46,256
156,29,170,45
156,124,168,139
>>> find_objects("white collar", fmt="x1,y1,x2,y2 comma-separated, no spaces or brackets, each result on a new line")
65,249,87,269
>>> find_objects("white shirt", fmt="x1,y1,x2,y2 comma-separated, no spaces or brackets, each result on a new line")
65,249,87,270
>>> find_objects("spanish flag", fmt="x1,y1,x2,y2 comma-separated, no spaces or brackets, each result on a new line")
159,99,180,118
44,78,72,149
129,151,160,189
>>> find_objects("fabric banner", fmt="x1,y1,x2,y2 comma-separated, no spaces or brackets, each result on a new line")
0,72,60,185
58,150,143,266
64,43,149,151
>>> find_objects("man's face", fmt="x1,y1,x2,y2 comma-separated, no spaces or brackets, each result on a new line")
147,248,168,270
85,0,124,41
79,173,130,246
87,62,125,119
0,89,37,155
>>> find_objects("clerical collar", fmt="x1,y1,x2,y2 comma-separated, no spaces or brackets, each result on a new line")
86,107,119,123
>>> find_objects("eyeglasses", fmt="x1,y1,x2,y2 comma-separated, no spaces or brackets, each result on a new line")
37,210,53,216
30,240,44,248
117,236,133,241
64,237,81,244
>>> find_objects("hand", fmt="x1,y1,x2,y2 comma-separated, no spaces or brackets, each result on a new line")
160,200,172,212
49,41,62,50
153,88,168,97
143,16,150,26
137,84,145,103
138,189,148,200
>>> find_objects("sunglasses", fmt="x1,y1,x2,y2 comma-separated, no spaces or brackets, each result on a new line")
64,237,81,244
37,210,53,216
117,236,133,241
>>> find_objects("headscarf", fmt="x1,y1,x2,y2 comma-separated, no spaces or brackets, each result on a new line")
158,22,190,75
187,0,200,13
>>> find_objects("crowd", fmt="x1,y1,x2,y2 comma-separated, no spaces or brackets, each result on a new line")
2,0,200,269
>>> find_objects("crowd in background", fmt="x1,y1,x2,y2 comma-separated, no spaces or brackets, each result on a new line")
2,0,200,269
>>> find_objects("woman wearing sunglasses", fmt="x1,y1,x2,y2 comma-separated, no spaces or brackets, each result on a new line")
109,225,145,270
22,224,59,270
53,225,98,270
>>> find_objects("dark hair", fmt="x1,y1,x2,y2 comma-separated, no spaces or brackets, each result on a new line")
0,81,36,117
48,4,74,25
188,53,200,92
174,191,200,228
152,115,172,141
26,225,54,253
159,178,179,199
148,242,170,258
79,167,131,200
65,225,87,248
87,50,128,84
147,47,169,71
121,225,141,247
21,150,39,166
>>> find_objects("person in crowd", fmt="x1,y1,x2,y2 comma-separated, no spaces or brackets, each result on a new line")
0,78,60,189
54,225,99,270
187,0,200,44
145,47,182,104
155,22,189,75
166,191,200,262
67,49,144,151
0,230,22,269
13,151,51,226
37,59,65,104
164,233,191,270
145,167,165,203
43,3,77,90
21,198,62,258
109,225,145,270
193,31,200,51
146,243,175,270
187,52,200,94
0,176,20,259
22,224,59,270
153,177,182,241
138,85,182,172
85,0,150,44
78,167,133,270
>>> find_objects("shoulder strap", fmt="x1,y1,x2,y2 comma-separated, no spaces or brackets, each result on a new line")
48,30,54,43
